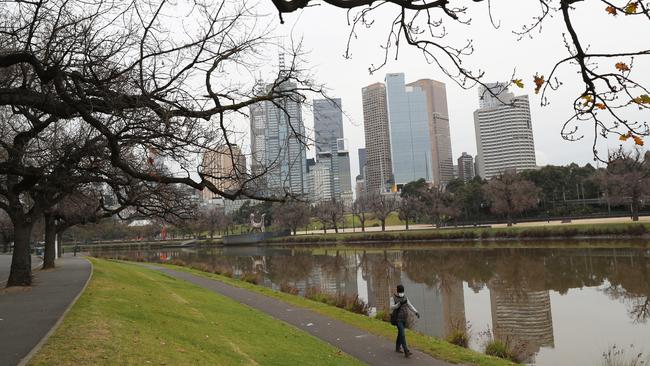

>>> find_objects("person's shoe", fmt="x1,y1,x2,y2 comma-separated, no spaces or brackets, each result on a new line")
404,350,412,358
395,348,403,353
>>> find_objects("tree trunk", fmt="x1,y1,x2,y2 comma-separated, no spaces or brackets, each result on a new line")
43,213,56,269
405,218,409,230
507,212,513,227
631,199,640,222
7,222,34,287
333,221,338,233
361,218,365,232
322,224,327,234
381,220,385,231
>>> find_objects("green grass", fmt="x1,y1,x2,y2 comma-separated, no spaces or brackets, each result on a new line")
161,263,517,366
305,212,405,231
269,222,650,244
29,258,363,366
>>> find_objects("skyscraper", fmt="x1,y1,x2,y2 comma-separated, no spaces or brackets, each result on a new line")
200,144,246,201
407,79,454,186
362,82,392,194
314,98,343,155
457,152,475,182
358,148,367,180
385,73,432,186
313,98,353,204
250,80,308,196
474,83,537,179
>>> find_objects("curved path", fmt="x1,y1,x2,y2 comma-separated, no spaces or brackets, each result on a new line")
150,266,452,366
0,256,92,366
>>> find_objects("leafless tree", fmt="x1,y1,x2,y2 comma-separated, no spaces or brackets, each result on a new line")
0,0,324,286
484,171,540,226
0,210,12,253
352,193,371,232
273,0,650,159
422,185,457,228
272,200,310,235
606,148,650,221
398,195,420,230
313,199,345,234
368,192,397,231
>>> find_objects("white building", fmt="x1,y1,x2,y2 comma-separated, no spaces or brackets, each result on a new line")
474,83,537,179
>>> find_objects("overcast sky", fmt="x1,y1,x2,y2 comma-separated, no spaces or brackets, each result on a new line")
238,0,648,181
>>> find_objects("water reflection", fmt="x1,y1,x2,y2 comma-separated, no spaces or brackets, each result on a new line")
96,246,650,365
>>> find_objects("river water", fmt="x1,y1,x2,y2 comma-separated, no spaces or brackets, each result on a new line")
93,245,650,365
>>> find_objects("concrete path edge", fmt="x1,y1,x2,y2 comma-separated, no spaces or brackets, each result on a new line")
16,257,94,366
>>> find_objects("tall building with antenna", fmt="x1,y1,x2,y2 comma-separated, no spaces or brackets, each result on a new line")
249,53,308,197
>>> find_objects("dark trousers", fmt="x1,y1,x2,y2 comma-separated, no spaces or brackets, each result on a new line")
395,321,409,353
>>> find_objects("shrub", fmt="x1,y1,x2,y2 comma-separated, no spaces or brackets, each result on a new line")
240,272,260,285
279,283,300,295
446,330,469,348
374,310,390,322
484,340,515,361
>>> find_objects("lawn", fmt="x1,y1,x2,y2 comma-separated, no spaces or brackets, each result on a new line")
29,258,363,366
162,263,517,366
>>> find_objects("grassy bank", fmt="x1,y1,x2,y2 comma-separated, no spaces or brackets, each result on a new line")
30,259,362,366
161,263,517,366
268,222,650,244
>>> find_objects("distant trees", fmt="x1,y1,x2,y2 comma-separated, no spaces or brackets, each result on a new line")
273,200,310,235
0,211,12,253
484,171,540,226
606,149,650,222
352,193,371,232
368,193,397,231
313,200,345,234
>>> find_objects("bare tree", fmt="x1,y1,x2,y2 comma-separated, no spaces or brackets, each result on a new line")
368,193,397,232
606,148,650,221
484,171,540,226
313,199,345,234
422,185,457,228
272,200,310,235
352,193,371,232
0,0,323,286
273,0,650,158
0,210,12,253
398,196,420,230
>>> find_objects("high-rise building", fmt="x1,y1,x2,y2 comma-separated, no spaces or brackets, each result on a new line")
385,73,432,186
250,80,308,196
308,160,332,203
314,98,343,156
474,83,537,179
358,148,367,180
313,98,353,204
457,152,475,182
362,82,392,194
407,79,454,185
200,145,246,201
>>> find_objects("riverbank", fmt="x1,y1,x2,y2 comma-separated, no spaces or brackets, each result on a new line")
29,258,363,366
265,222,650,245
159,261,516,366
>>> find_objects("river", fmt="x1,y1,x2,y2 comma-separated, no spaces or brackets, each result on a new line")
92,245,650,365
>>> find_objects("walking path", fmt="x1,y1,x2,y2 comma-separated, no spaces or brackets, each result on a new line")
149,265,452,366
0,255,92,366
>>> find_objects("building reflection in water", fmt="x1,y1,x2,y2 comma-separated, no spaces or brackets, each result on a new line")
93,246,650,365
489,279,554,362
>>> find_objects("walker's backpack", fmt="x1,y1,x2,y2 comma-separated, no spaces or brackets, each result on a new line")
390,296,403,325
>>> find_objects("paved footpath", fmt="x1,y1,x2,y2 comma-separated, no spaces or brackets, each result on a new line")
151,266,453,366
0,256,91,366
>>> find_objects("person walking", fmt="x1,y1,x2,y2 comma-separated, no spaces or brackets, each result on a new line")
390,284,419,358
